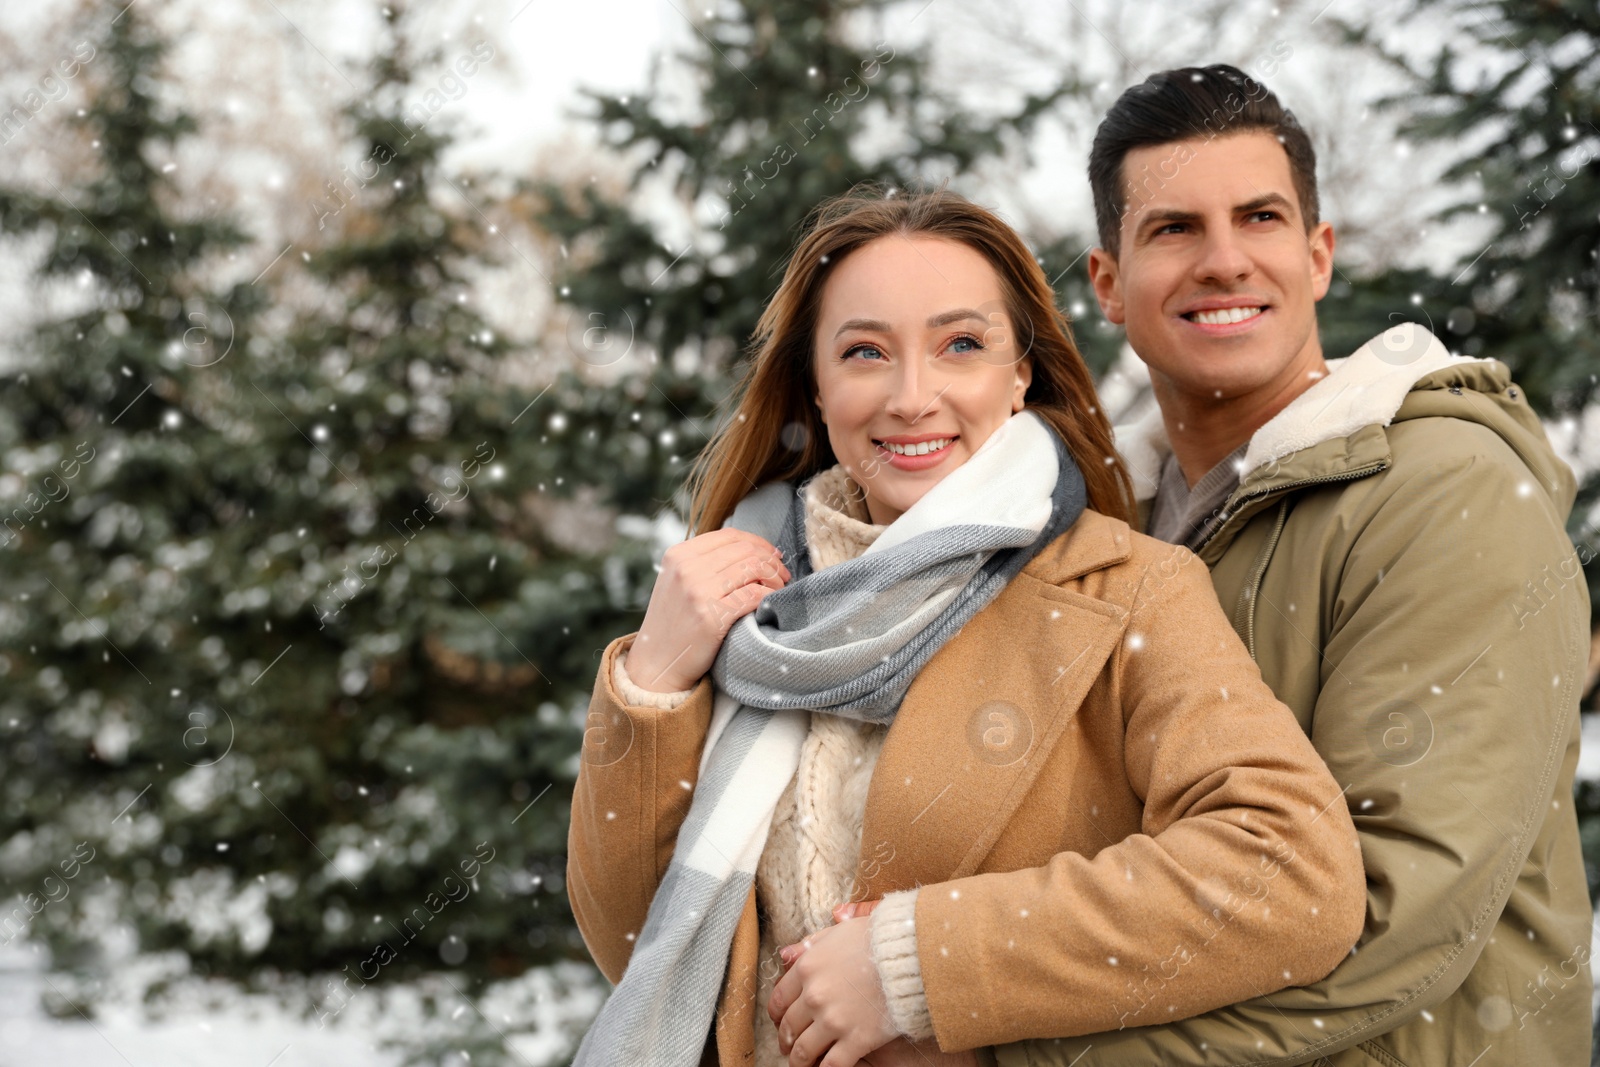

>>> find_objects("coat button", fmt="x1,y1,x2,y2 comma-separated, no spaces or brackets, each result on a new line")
1508,387,1519,399
1448,385,1463,395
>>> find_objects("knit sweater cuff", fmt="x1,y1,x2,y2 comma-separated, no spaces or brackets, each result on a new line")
612,644,696,710
868,888,934,1042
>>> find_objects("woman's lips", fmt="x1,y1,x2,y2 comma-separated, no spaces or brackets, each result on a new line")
873,437,958,471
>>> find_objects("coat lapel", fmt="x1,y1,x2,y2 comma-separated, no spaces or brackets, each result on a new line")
856,513,1132,894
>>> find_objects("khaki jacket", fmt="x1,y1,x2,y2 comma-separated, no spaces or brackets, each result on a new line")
1017,328,1593,1066
568,509,1367,1065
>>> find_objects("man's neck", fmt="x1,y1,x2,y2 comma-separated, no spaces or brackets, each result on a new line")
1153,347,1330,488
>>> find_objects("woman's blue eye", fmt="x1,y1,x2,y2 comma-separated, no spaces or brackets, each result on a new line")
843,343,885,361
947,334,984,355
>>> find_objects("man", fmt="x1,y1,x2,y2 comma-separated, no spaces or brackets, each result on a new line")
993,63,1593,1067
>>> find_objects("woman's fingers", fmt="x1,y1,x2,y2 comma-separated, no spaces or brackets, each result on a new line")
709,574,781,629
628,530,790,692
775,989,814,1057
678,531,785,570
787,1018,833,1067
670,542,789,607
830,898,883,925
676,527,790,571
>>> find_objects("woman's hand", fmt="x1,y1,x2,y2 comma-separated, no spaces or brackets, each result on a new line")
777,900,982,1067
768,913,898,1067
625,528,790,693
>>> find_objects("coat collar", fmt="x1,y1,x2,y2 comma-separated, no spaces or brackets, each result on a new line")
1115,324,1489,504
1020,506,1132,584
857,510,1132,892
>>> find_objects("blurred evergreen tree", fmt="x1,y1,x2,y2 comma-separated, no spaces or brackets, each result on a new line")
1330,0,1599,476
528,0,1084,524
0,3,610,1056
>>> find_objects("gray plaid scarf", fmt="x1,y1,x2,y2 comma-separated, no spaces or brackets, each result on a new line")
573,409,1086,1066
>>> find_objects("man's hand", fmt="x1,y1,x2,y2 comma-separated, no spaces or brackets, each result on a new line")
767,908,898,1067
862,1036,980,1066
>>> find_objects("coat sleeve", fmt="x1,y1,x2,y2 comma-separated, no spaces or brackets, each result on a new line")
566,632,716,984
912,548,1368,1052
1001,447,1589,1065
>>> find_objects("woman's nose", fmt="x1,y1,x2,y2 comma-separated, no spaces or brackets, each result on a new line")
883,355,946,423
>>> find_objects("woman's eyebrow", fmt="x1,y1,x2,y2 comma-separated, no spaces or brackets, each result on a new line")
925,308,987,329
832,317,893,338
831,308,987,339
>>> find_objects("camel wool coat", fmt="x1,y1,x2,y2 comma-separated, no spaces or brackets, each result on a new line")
567,508,1367,1065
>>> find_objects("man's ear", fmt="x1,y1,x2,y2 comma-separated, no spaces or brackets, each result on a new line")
1307,221,1335,302
1087,247,1126,326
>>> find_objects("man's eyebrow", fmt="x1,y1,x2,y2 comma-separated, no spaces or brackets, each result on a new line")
831,308,988,339
1237,193,1294,216
1130,194,1297,242
1131,208,1200,241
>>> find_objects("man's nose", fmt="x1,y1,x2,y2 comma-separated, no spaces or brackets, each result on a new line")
1193,228,1253,285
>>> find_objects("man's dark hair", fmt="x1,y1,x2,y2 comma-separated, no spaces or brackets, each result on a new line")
1088,64,1319,257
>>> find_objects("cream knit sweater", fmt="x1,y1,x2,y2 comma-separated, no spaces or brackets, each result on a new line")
611,466,933,1064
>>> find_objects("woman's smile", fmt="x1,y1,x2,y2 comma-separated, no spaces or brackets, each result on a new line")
811,235,1031,524
872,433,960,471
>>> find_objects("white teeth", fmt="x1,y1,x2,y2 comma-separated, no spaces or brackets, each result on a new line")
879,437,952,456
1190,306,1263,326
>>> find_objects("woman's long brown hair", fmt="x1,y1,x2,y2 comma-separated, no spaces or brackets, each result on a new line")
685,183,1135,535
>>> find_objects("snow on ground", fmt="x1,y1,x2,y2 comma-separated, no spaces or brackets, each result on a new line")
0,938,603,1066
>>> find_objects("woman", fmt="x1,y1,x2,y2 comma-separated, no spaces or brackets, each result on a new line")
565,187,1365,1067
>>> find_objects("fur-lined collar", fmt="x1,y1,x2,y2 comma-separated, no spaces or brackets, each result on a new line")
1116,324,1490,502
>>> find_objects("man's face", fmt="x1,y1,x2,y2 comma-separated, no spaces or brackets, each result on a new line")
1088,130,1334,403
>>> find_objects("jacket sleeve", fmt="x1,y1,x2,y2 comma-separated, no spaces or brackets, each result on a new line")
911,549,1367,1052
566,632,716,984
1003,448,1589,1065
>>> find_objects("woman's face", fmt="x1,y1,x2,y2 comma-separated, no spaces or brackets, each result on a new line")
811,235,1032,526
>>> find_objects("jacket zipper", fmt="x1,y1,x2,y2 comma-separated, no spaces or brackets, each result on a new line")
1197,461,1390,659
1241,498,1291,660
1196,461,1391,556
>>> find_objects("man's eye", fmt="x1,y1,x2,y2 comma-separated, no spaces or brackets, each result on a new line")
1155,223,1186,235
1248,211,1281,223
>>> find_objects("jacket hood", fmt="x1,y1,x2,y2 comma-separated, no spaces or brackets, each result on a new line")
1115,323,1577,517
